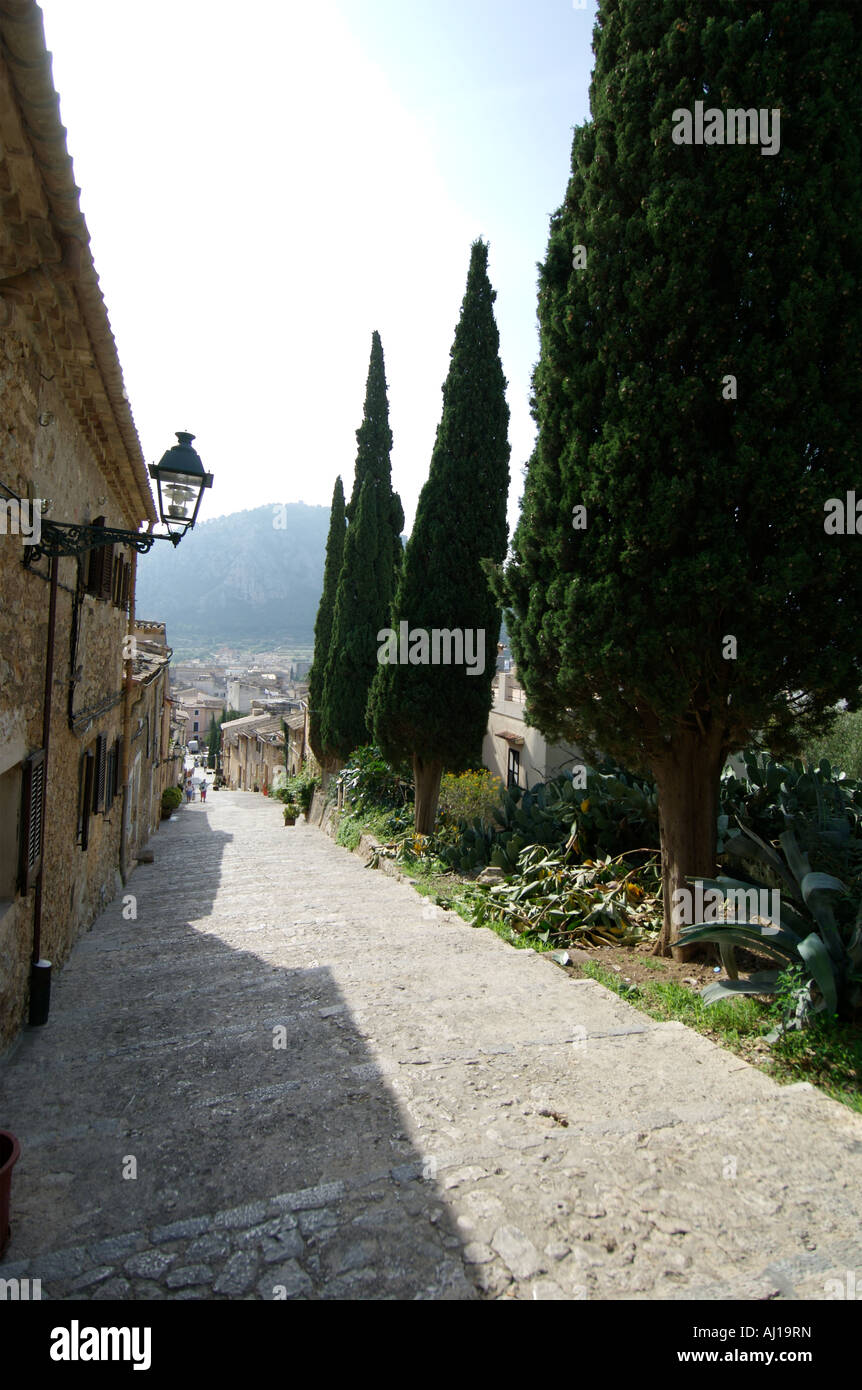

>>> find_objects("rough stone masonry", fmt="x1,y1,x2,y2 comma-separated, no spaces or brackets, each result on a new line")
0,790,860,1300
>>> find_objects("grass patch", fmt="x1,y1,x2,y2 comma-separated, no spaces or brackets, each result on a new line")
579,961,862,1112
768,1021,862,1113
335,807,395,852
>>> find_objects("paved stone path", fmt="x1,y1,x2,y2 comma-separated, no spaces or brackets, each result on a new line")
1,790,861,1300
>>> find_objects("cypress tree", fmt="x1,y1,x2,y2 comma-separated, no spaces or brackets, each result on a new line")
320,334,404,760
369,239,510,832
491,0,862,953
307,475,346,771
206,714,219,769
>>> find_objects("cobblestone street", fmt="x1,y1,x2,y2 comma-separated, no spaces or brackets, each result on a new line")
1,790,861,1301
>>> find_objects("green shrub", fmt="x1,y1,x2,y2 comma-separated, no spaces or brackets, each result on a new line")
161,786,183,812
335,746,413,813
271,766,319,816
799,709,862,780
438,769,503,824
718,752,862,893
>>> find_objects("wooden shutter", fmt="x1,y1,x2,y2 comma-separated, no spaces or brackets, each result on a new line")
93,733,107,812
104,744,114,813
86,517,106,594
19,749,45,891
120,561,131,609
99,544,114,601
84,518,114,601
112,738,122,798
112,553,122,606
79,750,94,849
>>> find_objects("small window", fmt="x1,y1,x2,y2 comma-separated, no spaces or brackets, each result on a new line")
19,749,45,891
92,733,107,813
78,749,95,848
112,738,122,799
0,763,21,900
507,747,520,790
85,519,114,601
105,744,115,814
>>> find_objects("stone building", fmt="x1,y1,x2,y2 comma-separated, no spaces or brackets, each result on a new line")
0,4,173,1046
482,668,584,790
220,714,286,793
172,689,223,742
129,620,183,839
284,712,308,779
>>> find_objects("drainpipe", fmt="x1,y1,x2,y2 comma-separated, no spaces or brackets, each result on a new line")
118,528,149,883
28,553,59,1024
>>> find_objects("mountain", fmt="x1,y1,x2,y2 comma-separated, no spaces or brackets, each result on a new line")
135,502,329,649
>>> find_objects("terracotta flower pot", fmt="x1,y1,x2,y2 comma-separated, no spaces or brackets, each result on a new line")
0,1130,21,1258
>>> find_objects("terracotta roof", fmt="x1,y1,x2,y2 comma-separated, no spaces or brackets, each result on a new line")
0,1,156,525
131,641,170,685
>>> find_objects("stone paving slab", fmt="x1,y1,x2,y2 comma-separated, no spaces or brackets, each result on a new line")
0,791,860,1300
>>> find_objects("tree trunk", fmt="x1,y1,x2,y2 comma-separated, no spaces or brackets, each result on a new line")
319,758,341,793
413,755,444,835
650,725,726,960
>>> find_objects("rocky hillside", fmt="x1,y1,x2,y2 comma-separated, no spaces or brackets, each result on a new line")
135,502,329,646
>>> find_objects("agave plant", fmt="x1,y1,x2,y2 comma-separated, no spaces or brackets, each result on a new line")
674,821,862,1034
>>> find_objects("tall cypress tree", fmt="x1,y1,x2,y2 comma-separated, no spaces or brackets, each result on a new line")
308,475,346,772
369,240,510,831
321,334,404,759
491,0,862,953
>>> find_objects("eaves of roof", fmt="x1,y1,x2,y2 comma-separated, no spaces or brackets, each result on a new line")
0,1,156,525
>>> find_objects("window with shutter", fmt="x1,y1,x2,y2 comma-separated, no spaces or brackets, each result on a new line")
100,543,114,601
105,745,114,813
93,733,107,813
18,749,45,892
85,517,106,595
84,518,115,601
79,750,94,849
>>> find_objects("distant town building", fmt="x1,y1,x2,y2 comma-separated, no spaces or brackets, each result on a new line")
482,668,584,790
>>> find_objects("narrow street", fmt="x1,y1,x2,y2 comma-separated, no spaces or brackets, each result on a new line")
1,790,861,1301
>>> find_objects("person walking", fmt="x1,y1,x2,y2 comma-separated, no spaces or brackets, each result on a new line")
200,781,207,803
185,777,194,803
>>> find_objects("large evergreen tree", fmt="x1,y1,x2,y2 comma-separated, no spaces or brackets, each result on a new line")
369,240,510,831
307,475,346,772
321,334,404,759
491,0,862,953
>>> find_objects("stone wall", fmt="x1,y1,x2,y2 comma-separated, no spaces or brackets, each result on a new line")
0,334,137,1045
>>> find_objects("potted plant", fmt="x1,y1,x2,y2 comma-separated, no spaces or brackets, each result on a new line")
283,801,298,826
161,786,183,820
0,1130,21,1258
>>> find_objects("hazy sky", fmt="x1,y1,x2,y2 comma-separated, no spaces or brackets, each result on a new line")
39,0,596,535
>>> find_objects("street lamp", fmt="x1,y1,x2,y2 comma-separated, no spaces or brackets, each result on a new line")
149,431,213,543
10,429,213,563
